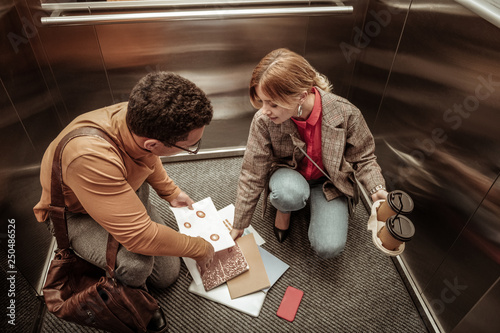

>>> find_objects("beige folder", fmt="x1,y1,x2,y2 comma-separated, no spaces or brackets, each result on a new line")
227,233,270,299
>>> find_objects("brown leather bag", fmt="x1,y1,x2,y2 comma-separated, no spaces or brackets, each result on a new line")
42,127,159,333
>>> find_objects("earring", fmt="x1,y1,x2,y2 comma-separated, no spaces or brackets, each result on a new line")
297,104,303,117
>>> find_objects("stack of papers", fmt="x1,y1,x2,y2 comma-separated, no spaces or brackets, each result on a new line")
188,242,289,317
171,199,289,317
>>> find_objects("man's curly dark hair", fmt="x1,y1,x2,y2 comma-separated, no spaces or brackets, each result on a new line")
126,72,213,144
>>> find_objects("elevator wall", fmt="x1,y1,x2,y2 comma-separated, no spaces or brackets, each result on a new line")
348,1,500,332
1,0,61,293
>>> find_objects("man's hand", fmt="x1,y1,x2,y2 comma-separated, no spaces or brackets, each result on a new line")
196,239,215,276
170,191,195,209
230,228,244,240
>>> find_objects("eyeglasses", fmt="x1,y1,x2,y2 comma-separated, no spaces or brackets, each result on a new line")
168,138,202,154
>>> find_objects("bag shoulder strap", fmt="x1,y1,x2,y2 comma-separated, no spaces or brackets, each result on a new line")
49,126,121,276
106,234,120,278
296,145,333,182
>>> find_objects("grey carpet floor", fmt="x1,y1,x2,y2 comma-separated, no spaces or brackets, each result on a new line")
40,156,426,333
1,248,43,333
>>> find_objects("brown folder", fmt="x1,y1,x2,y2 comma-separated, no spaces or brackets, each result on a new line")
227,233,270,299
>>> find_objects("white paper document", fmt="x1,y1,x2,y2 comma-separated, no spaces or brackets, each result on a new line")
217,204,266,246
188,281,267,317
170,197,235,252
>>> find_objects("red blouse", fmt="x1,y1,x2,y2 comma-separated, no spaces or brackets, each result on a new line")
291,87,324,180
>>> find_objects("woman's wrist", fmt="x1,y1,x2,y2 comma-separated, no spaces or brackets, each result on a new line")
369,185,386,195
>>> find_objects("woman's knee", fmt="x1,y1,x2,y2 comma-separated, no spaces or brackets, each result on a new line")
269,169,309,211
270,187,308,211
311,239,346,260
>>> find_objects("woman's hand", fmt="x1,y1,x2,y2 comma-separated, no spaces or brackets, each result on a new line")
371,189,388,203
230,228,244,240
169,191,195,209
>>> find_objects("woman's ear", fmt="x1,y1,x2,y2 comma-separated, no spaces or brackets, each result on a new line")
299,91,309,104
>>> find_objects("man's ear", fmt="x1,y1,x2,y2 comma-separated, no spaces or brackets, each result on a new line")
143,139,161,151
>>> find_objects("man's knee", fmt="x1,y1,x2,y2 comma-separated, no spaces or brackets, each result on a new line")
149,257,181,289
115,255,154,287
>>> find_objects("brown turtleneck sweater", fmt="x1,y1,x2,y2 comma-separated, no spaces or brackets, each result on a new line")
34,102,210,260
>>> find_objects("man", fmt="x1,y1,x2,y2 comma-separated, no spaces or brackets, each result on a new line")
34,72,215,332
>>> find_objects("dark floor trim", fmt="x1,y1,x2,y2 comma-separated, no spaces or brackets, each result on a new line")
391,256,442,333
160,146,245,163
32,297,46,333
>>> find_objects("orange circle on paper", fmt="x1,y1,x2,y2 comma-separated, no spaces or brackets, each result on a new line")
196,211,206,218
210,234,220,241
184,222,191,228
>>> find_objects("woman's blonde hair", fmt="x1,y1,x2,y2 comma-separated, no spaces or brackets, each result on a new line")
249,48,332,109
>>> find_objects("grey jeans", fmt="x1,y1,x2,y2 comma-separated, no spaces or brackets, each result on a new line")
269,168,349,259
47,183,180,288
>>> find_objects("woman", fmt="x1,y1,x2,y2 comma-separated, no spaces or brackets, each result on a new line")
230,48,387,259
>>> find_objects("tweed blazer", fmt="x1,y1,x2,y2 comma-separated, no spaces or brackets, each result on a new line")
233,88,386,230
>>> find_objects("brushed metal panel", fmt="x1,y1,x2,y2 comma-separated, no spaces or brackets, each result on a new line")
305,0,369,98
0,3,54,159
36,23,113,123
423,173,500,332
347,0,412,128
0,65,61,160
15,0,69,132
0,86,50,291
372,0,500,304
1,168,52,296
0,82,34,185
96,17,310,149
0,1,61,165
0,1,57,295
453,277,500,333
